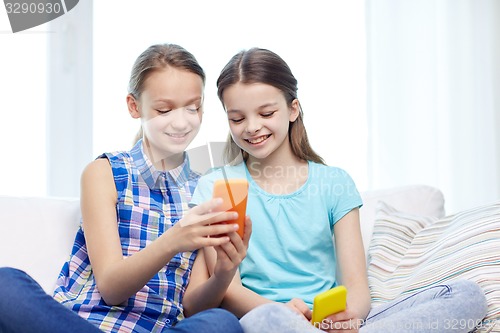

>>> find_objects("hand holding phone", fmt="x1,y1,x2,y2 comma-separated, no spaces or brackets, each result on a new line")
311,285,347,325
212,178,249,238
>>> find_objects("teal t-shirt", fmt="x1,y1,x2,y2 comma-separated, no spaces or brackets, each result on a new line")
190,161,362,308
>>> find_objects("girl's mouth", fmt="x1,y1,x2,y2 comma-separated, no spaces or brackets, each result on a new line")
166,132,189,138
245,134,271,144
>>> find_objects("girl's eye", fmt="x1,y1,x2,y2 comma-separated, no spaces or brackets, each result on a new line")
156,109,172,114
229,118,244,124
261,111,276,118
185,104,201,113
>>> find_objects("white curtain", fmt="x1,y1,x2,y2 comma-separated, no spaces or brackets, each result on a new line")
366,0,500,214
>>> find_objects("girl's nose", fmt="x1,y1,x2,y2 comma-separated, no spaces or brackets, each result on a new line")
170,108,189,130
245,117,261,134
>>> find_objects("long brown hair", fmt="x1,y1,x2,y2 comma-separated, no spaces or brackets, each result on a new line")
129,44,205,145
216,48,325,165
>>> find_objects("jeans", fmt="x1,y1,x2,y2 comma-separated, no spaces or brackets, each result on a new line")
0,267,243,333
240,279,487,333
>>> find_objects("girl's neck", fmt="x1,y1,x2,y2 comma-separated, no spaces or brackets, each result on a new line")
246,151,304,173
245,148,308,195
142,140,184,172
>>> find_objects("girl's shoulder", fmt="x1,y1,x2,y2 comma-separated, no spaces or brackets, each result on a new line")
92,150,135,192
95,150,136,175
309,161,353,180
98,150,133,164
81,158,113,180
199,163,246,182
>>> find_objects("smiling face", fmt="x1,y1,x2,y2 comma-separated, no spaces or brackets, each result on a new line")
128,66,204,169
223,82,299,163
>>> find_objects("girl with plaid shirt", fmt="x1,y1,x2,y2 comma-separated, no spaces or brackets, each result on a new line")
0,44,249,333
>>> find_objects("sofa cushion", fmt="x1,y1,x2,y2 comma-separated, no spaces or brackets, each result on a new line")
359,185,445,254
367,201,500,332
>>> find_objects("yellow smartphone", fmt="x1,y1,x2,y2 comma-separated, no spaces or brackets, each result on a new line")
212,178,249,238
311,285,347,325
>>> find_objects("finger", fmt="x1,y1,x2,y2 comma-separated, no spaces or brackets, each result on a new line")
204,223,239,237
187,198,223,216
182,210,237,228
285,303,304,316
304,307,312,320
242,216,252,247
326,318,359,331
207,210,239,225
227,230,245,252
221,232,249,267
202,235,231,247
219,237,242,263
335,319,356,331
288,298,311,319
217,242,237,262
214,244,230,261
326,309,350,323
189,210,238,226
292,298,310,313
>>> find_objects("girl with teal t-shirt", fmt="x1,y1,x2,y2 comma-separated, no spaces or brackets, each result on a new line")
187,48,487,333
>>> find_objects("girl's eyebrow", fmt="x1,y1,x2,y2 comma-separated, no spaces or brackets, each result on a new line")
258,102,278,109
153,96,203,104
226,102,278,114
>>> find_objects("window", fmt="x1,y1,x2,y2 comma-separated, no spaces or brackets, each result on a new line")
0,14,47,196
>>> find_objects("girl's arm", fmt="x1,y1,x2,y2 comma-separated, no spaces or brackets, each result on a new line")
185,218,309,320
184,217,275,317
183,217,268,317
81,159,240,305
186,249,273,318
326,208,371,330
220,273,274,318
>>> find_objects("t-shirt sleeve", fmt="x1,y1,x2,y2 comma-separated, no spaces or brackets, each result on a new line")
189,173,214,208
330,168,363,226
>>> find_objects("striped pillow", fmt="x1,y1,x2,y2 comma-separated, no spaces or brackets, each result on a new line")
367,201,500,332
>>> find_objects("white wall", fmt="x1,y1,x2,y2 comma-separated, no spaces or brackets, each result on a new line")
1,0,368,198
92,0,368,189
2,1,498,215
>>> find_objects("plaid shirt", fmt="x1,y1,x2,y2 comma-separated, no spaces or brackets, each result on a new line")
54,140,200,333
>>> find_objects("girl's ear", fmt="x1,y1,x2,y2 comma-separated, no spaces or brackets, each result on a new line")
289,99,300,122
127,94,141,119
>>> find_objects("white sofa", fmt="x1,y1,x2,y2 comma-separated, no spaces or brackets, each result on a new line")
0,184,445,293
2,184,499,331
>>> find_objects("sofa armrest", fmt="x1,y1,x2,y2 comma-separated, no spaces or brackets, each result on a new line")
0,195,80,293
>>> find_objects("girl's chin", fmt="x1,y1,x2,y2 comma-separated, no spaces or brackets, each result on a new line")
166,135,195,149
147,145,187,159
244,147,272,161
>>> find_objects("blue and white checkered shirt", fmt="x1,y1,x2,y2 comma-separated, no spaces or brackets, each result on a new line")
54,139,200,333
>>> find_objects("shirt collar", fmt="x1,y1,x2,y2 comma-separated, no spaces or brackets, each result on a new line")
130,139,192,190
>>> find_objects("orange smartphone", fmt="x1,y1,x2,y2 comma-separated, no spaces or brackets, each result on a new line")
311,285,347,325
212,178,249,238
